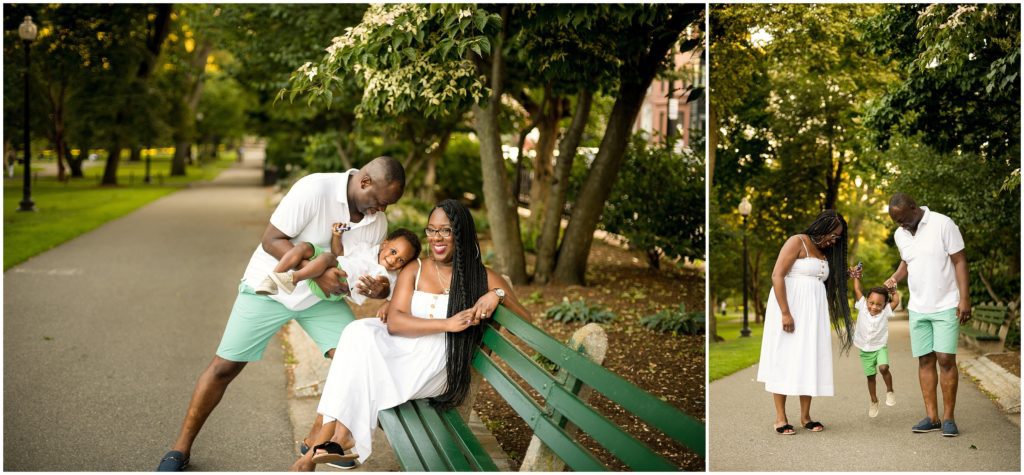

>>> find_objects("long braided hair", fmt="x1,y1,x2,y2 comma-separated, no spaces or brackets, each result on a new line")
802,209,853,351
429,199,488,410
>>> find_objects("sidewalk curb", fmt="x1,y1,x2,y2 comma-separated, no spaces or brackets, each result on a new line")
959,352,1021,422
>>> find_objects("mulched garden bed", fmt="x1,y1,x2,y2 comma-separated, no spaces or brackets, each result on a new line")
471,240,705,471
987,351,1021,378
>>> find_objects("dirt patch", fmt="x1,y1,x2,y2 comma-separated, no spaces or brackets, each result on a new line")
987,351,1021,378
472,241,705,471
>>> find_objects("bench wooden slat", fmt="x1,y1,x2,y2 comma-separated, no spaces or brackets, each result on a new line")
491,308,706,457
379,404,428,471
398,402,452,470
440,408,501,471
413,400,476,471
482,327,678,470
473,351,608,471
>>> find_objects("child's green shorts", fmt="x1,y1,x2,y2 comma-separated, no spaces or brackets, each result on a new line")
304,242,347,302
859,346,889,376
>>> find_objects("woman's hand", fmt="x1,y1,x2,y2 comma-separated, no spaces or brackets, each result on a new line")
355,275,390,299
444,309,475,333
467,290,501,324
781,311,795,333
377,301,391,323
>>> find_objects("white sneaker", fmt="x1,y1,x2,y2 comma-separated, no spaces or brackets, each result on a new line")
269,271,296,294
254,275,277,295
869,401,879,418
886,391,896,406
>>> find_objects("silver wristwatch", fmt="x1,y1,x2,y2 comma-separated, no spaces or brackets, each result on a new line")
491,288,505,305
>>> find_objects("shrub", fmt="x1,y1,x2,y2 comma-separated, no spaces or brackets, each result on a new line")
544,297,615,324
601,133,705,268
640,303,704,335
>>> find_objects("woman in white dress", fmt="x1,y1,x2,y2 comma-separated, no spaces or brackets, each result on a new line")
290,199,529,470
756,210,852,435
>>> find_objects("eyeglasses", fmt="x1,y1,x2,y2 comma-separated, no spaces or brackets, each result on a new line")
424,227,453,238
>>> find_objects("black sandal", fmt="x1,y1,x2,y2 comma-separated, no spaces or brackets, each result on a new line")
804,421,825,432
310,441,359,464
775,424,795,435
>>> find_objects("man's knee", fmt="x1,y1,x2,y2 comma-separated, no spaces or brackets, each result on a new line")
207,356,247,382
918,352,937,367
935,353,957,371
878,364,890,374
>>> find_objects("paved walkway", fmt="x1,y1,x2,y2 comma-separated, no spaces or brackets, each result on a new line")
3,155,296,470
709,319,1021,471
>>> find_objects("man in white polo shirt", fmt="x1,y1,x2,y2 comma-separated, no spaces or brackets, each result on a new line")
884,192,971,438
157,157,406,471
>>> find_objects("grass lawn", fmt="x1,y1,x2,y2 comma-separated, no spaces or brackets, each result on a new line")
3,152,236,270
709,311,766,382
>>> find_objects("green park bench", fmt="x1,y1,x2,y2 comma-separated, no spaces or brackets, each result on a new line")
377,306,705,471
960,303,1008,343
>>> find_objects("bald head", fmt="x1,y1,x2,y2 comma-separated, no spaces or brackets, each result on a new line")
349,156,406,217
888,192,923,233
363,156,406,193
889,192,917,210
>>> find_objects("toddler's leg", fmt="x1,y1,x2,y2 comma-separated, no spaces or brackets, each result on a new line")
291,253,338,284
274,243,316,273
867,374,878,402
879,364,894,392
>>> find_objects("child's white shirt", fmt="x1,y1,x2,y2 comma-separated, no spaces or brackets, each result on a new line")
853,296,892,352
336,243,398,305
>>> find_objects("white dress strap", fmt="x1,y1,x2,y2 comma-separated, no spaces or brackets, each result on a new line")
798,235,810,259
414,258,423,291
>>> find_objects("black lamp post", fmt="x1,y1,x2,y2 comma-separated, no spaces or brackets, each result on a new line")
739,196,752,337
18,15,38,212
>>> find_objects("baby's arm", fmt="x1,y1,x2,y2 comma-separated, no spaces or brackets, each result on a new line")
849,266,863,301
889,289,901,310
330,223,349,257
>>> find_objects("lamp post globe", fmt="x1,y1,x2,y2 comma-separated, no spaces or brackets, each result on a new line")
18,15,38,212
738,197,752,337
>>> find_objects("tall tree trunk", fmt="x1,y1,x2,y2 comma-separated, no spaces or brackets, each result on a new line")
171,141,188,176
55,138,68,182
419,129,452,203
525,88,563,239
473,6,527,284
977,270,1004,305
102,140,122,186
512,118,540,203
535,89,592,283
708,105,718,188
105,5,173,185
68,146,86,178
552,6,697,284
129,146,142,162
710,291,724,342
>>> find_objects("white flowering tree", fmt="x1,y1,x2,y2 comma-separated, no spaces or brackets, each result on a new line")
286,4,705,286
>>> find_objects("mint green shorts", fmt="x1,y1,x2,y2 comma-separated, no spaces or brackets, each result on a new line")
909,307,959,357
305,242,346,302
859,346,890,376
216,282,354,362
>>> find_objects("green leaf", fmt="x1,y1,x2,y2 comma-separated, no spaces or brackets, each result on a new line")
474,10,487,31
471,43,482,57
